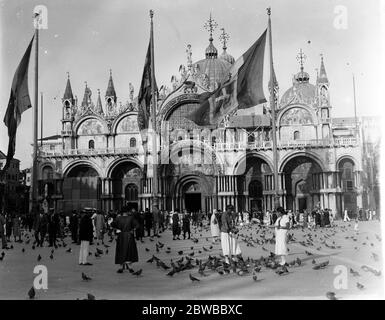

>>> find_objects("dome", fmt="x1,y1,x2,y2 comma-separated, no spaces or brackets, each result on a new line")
193,58,231,89
280,81,317,107
219,49,235,65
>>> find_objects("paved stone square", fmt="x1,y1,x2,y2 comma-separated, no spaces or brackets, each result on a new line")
0,220,383,300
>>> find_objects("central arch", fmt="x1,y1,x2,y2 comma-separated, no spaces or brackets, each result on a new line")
232,152,273,212
281,155,323,212
108,159,142,211
173,173,214,212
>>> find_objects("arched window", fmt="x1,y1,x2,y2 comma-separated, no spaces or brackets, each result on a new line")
130,137,136,148
293,131,300,140
88,140,95,149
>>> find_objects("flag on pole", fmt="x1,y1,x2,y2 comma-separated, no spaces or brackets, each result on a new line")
187,29,267,126
1,35,34,174
137,41,158,132
137,38,158,187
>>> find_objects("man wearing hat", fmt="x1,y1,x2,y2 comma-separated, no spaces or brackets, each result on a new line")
220,204,242,264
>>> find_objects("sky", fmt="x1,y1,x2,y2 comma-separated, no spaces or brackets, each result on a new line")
0,0,384,169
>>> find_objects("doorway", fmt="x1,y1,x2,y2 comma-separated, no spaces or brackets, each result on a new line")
298,198,307,212
185,193,201,212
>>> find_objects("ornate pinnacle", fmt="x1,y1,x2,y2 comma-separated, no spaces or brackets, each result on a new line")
204,12,218,40
267,7,271,16
296,48,307,72
149,10,154,19
219,28,229,50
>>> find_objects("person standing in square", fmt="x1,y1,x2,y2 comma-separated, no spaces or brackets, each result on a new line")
78,211,93,266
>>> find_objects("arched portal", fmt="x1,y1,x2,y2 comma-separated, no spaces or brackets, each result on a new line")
173,174,214,213
62,164,101,213
338,158,357,214
233,153,272,212
282,155,323,212
124,183,139,211
109,160,141,211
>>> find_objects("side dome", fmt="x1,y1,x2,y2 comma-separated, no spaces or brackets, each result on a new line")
280,70,316,107
193,58,231,90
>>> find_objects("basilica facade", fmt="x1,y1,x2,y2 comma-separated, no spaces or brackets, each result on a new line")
36,27,366,217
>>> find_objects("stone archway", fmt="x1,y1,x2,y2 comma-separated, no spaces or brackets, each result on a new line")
61,163,101,214
109,160,142,211
173,174,214,213
281,155,323,212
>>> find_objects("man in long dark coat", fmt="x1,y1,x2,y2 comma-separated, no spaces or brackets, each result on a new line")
111,206,139,273
144,208,152,237
182,211,191,240
33,211,48,247
172,209,181,240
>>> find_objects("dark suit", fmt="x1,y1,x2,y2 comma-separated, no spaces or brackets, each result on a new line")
34,214,48,247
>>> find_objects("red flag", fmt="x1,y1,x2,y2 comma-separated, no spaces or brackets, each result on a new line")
188,29,267,126
2,36,34,173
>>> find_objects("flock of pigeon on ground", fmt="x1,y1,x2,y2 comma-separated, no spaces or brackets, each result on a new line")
0,219,382,300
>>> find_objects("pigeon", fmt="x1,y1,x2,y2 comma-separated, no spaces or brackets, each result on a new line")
66,248,72,253
37,254,42,262
94,252,100,258
296,258,302,266
145,248,150,252
87,293,96,300
82,272,92,281
0,255,4,261
350,268,360,277
22,248,25,253
326,292,337,300
252,272,258,281
305,250,313,256
32,245,35,250
189,274,200,282
1,251,4,257
50,253,54,260
178,250,183,255
356,282,365,290
96,248,103,255
166,269,176,277
132,269,142,276
28,287,36,299
276,266,289,275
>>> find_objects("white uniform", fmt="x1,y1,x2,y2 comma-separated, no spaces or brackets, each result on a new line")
275,215,289,256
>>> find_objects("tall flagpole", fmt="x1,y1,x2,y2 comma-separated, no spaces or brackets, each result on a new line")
31,14,39,214
150,10,158,207
352,73,358,134
267,8,280,209
40,92,43,146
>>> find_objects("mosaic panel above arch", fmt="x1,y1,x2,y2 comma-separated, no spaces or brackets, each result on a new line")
280,107,313,126
116,115,139,133
77,118,105,135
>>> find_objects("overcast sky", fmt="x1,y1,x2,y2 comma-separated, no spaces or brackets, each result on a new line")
0,0,383,169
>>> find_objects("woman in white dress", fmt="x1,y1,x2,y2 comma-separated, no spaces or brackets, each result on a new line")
274,207,290,266
210,209,220,243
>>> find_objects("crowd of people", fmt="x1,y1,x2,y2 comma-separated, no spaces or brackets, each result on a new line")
0,204,380,273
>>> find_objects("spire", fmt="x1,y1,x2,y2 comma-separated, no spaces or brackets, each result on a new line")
318,54,329,84
105,69,117,102
82,81,92,107
219,27,235,64
294,49,309,83
204,13,218,59
95,89,104,115
63,72,74,103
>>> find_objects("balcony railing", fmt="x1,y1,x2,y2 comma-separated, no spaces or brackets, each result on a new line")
40,137,358,157
40,147,140,157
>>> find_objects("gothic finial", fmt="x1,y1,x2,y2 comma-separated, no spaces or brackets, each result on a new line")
109,69,112,77
84,81,88,88
186,44,192,70
267,7,271,16
97,89,100,95
296,48,307,72
219,27,229,50
204,12,218,41
149,9,154,19
67,71,70,79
